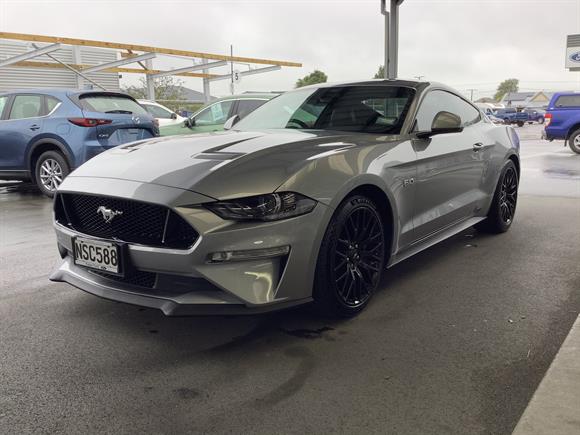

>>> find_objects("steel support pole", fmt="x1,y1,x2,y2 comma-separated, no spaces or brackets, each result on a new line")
383,11,390,79
388,0,399,79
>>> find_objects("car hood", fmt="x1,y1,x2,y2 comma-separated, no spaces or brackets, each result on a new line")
68,130,366,200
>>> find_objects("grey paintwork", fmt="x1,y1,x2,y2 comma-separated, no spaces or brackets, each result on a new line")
50,80,520,315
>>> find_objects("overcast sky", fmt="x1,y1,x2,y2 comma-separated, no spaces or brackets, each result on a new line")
1,0,580,99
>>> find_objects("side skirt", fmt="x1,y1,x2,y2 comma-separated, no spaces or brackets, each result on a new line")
387,216,486,268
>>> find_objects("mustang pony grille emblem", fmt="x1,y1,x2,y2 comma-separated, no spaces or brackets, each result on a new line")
97,206,123,223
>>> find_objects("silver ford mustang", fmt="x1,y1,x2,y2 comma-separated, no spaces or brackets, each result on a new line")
50,80,520,317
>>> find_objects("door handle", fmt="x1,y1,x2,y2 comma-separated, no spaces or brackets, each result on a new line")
473,142,484,152
29,124,40,131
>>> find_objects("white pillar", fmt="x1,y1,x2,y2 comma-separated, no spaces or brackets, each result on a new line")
202,59,211,103
71,46,84,89
145,58,155,100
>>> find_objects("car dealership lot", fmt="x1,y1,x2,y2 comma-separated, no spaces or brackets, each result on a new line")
0,124,579,434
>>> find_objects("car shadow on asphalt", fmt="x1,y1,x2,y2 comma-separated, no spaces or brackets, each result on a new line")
60,224,491,361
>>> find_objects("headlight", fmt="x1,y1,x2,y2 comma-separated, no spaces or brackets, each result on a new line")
205,192,317,221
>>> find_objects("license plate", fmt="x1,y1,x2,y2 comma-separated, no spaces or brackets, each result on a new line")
73,237,120,274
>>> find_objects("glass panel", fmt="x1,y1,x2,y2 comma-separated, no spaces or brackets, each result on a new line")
79,95,148,115
9,95,43,119
144,104,173,119
195,100,233,125
555,95,580,107
236,86,415,134
0,96,7,118
236,99,267,119
46,96,60,113
414,90,480,131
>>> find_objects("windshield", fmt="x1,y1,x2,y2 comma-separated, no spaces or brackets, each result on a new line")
235,85,415,134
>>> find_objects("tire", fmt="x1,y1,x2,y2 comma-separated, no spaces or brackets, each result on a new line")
538,117,545,124
313,195,386,317
34,150,70,197
568,129,580,155
517,121,524,127
476,160,518,234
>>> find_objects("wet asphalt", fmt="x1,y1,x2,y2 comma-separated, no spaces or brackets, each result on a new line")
0,124,579,434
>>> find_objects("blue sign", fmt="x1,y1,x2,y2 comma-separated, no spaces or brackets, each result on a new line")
571,52,580,63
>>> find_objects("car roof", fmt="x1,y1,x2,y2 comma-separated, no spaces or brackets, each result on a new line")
0,88,133,98
212,93,279,102
294,78,425,90
550,91,580,97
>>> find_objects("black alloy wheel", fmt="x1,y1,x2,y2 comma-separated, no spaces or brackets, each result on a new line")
498,166,518,225
314,195,386,317
476,160,518,233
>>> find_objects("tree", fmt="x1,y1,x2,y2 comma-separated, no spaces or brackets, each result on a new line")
295,70,328,88
373,65,385,79
494,79,519,102
122,75,185,101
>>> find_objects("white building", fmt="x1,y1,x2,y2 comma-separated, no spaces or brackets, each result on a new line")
0,40,120,92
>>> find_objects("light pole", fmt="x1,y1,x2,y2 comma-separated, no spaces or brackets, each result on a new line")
381,0,405,79
467,88,477,101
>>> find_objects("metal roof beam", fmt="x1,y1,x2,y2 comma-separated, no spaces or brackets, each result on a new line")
81,52,156,74
0,43,61,68
13,60,220,78
208,65,281,82
149,60,228,79
0,32,302,67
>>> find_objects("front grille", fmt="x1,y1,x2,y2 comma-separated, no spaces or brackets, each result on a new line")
90,269,157,289
55,193,198,249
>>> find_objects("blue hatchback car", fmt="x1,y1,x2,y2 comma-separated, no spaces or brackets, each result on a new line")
0,89,159,196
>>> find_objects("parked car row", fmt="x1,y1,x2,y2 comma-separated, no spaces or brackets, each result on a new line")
159,93,277,136
0,89,276,195
481,106,545,126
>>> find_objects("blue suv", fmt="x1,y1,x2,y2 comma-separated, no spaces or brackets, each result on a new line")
543,92,580,154
0,89,159,196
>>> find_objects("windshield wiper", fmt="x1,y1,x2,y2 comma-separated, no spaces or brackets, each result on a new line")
105,110,133,114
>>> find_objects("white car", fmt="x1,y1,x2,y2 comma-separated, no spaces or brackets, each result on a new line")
138,100,186,127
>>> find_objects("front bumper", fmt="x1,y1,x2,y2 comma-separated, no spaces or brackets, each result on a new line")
50,177,331,315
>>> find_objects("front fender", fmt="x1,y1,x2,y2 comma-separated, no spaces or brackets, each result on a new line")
276,140,417,256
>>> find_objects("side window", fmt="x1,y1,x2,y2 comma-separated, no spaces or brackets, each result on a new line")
9,95,43,120
554,95,580,108
195,100,234,125
46,96,61,114
414,90,481,131
144,104,173,119
0,96,8,119
236,99,267,119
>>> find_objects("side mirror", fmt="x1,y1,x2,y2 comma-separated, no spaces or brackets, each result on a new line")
416,111,463,139
223,115,240,130
184,117,195,128
171,113,177,120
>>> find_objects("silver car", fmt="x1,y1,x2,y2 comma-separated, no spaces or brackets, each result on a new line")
50,80,520,317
